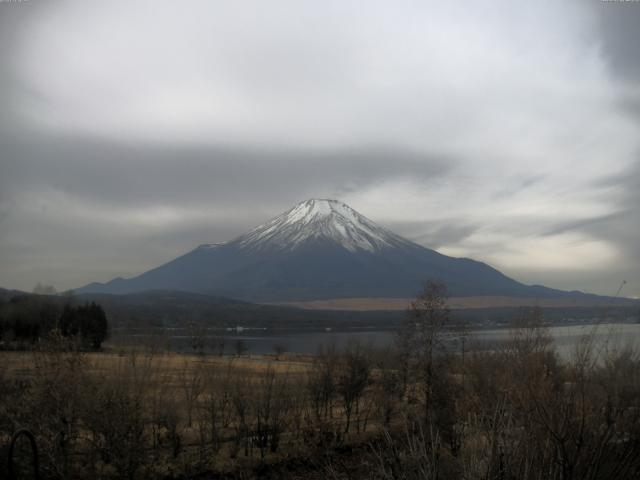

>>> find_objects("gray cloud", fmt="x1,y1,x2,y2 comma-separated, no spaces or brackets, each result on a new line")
1,0,639,296
605,161,640,262
593,2,640,83
385,220,479,250
535,158,640,294
543,212,628,238
491,175,546,201
0,130,453,211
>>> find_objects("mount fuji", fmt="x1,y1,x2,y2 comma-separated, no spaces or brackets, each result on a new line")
77,199,597,302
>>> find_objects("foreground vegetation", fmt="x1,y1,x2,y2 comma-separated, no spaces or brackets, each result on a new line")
2,283,640,479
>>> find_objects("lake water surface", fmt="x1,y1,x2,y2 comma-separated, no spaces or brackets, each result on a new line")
114,322,640,359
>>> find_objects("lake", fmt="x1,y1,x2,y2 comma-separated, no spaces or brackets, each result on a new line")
111,322,640,359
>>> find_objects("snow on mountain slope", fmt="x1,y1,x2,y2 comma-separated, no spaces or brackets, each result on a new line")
231,199,415,252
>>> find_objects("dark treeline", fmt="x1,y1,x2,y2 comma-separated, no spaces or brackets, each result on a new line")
76,290,406,330
75,290,639,331
0,294,109,350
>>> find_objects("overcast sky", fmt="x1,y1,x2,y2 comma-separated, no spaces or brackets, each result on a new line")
1,0,639,298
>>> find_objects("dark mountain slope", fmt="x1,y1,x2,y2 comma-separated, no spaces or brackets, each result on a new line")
77,199,616,303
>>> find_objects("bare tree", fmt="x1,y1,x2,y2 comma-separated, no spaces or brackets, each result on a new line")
211,331,226,356
397,280,450,420
186,322,206,354
338,341,371,434
201,360,235,452
374,347,403,427
272,342,288,360
234,339,249,357
252,367,292,457
180,357,204,428
27,336,88,479
230,373,252,458
308,345,338,422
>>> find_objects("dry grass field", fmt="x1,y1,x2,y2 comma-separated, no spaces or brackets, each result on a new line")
0,342,395,479
1,349,313,386
3,315,640,480
99,350,311,374
271,295,630,311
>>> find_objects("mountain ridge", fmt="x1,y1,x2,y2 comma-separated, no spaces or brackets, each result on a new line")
76,199,619,302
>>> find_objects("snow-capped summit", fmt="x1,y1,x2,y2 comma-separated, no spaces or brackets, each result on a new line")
233,199,414,252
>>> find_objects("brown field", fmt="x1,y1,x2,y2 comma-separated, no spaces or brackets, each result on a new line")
269,295,630,311
0,344,393,479
3,320,640,480
1,349,313,379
